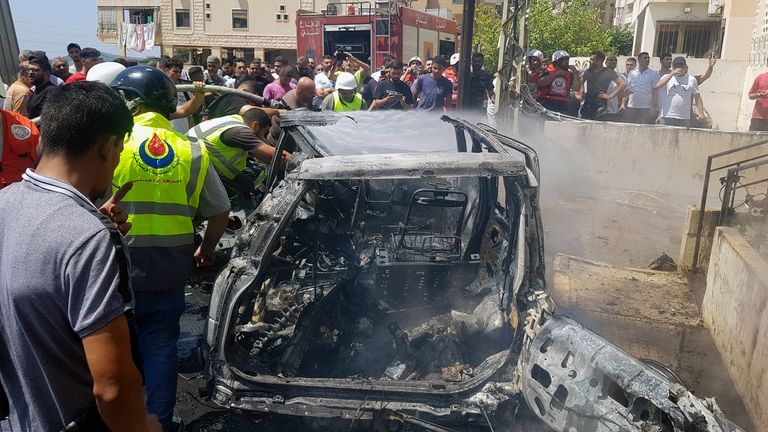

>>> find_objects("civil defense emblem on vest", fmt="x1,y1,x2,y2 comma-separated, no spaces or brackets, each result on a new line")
135,133,179,174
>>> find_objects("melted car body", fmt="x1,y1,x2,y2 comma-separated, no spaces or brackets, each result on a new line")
202,111,744,432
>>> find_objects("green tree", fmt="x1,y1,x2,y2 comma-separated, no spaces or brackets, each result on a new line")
527,0,613,58
472,3,503,73
609,26,634,55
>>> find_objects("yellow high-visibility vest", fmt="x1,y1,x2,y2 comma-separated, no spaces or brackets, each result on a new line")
112,111,209,248
333,92,363,112
187,115,247,181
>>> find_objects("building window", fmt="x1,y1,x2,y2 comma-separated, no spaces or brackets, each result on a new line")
655,21,719,58
98,9,118,33
129,9,154,24
276,12,289,22
233,9,248,29
279,4,286,12
175,9,190,28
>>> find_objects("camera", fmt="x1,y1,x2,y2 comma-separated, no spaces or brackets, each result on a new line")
335,50,346,62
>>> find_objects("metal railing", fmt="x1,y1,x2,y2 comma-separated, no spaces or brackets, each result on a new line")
692,138,768,270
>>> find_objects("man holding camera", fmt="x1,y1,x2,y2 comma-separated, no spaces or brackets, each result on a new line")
369,59,413,111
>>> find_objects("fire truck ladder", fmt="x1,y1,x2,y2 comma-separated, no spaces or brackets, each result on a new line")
373,0,397,66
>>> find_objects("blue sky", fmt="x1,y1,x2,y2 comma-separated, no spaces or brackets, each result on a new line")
10,0,160,59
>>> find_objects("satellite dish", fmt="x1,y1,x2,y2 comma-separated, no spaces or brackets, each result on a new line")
327,3,338,15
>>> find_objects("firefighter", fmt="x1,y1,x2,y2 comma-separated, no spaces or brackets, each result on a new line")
321,72,367,112
187,106,288,200
0,108,40,190
110,66,230,432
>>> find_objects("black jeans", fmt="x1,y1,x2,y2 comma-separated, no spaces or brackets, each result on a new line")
749,118,768,131
623,107,654,124
661,117,690,127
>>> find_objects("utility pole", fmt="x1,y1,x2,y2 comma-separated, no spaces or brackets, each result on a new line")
495,0,529,126
457,0,476,110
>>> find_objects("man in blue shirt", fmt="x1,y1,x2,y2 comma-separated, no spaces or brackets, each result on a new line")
412,55,453,112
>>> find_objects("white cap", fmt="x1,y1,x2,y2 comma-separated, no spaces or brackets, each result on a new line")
87,62,126,84
450,53,460,66
335,72,357,90
408,56,423,65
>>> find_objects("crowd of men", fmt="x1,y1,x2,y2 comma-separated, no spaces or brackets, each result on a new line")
5,38,768,432
527,49,718,128
0,40,499,432
191,50,494,116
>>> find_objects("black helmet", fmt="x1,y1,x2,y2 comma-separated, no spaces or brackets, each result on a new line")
110,66,177,116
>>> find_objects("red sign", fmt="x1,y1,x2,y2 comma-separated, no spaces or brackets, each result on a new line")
399,6,458,35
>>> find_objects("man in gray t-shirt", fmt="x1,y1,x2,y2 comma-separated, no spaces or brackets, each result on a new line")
0,82,158,431
578,51,626,120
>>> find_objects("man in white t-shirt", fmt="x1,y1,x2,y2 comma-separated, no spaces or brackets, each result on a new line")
314,55,335,98
621,52,659,124
655,56,705,127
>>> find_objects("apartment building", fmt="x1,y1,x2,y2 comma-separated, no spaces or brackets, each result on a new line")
97,0,322,64
613,0,757,60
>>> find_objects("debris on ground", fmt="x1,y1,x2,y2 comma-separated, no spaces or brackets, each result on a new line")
648,252,677,271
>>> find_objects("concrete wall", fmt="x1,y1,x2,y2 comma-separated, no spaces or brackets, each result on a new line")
540,121,768,196
703,227,768,429
721,0,758,61
521,120,768,267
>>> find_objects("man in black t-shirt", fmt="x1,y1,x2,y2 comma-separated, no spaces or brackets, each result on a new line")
369,59,414,111
577,51,626,120
27,55,57,119
466,52,495,110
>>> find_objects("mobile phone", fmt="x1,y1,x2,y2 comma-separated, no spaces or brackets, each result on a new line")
335,50,346,62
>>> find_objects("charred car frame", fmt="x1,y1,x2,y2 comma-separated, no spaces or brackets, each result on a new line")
201,112,744,432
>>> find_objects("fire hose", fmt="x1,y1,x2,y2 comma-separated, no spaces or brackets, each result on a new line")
31,83,287,124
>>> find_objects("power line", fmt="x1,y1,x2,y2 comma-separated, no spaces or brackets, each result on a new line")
16,28,94,36
14,19,97,32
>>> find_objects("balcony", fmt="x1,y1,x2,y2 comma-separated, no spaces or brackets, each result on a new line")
97,5,161,45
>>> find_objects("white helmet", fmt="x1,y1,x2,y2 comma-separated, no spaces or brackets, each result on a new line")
450,53,460,66
335,72,357,90
87,62,126,84
552,50,570,63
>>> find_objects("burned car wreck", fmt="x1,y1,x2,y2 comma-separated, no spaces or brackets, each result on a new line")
201,112,744,432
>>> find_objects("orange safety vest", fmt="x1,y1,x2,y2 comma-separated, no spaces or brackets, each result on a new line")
0,110,39,189
538,63,574,103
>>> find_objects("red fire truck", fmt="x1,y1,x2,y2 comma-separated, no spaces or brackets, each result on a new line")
296,1,459,70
